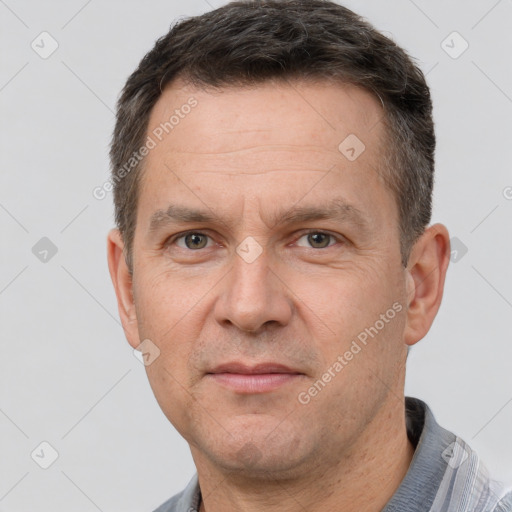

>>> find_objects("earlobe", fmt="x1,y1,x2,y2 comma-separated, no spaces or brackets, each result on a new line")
107,229,140,349
403,224,450,346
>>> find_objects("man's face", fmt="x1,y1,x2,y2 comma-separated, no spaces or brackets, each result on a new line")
128,80,410,475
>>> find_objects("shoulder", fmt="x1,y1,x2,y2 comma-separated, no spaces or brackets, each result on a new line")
411,398,512,512
385,398,512,512
152,474,201,512
153,493,182,512
495,490,512,512
435,434,512,511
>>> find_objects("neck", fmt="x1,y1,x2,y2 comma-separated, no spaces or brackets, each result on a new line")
195,396,414,512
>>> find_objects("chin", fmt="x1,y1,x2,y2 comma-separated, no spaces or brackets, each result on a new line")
195,419,315,478
216,449,309,480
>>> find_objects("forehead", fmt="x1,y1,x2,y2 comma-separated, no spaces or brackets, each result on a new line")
146,78,384,158
137,78,395,232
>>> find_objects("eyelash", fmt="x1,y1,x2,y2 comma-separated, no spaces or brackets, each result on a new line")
169,231,216,250
294,229,341,248
166,229,343,250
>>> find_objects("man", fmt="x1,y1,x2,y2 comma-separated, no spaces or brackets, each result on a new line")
106,1,512,510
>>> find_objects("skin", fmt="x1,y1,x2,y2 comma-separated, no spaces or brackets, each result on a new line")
108,79,450,512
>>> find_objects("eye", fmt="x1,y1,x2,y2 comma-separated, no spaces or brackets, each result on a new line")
174,232,213,250
295,231,338,249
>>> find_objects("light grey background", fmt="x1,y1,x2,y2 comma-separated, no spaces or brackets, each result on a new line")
1,0,511,510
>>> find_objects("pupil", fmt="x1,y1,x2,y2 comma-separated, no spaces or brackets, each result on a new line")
186,233,206,249
309,233,328,248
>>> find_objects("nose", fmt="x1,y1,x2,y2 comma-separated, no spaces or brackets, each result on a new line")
213,247,293,334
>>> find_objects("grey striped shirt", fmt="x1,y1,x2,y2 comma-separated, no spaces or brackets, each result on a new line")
154,397,512,512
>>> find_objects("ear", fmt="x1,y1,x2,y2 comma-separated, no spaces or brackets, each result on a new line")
107,229,140,349
403,223,450,346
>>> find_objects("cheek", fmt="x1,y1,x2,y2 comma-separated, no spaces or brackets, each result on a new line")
292,263,405,359
144,356,196,441
294,263,393,323
135,275,208,433
134,266,209,335
132,271,209,389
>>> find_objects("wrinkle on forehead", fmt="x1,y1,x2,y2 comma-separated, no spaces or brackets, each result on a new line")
167,143,342,157
159,145,345,178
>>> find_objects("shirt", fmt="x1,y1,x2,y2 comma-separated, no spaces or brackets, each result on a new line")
153,397,512,512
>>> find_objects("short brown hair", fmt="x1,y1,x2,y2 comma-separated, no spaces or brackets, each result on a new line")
110,0,435,271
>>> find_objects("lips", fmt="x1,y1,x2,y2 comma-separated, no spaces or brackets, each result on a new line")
206,362,304,393
209,362,301,375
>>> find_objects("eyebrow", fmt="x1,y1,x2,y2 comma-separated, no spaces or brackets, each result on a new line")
148,205,217,234
270,200,371,233
147,199,372,235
